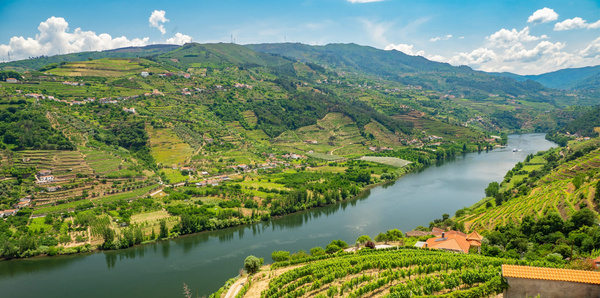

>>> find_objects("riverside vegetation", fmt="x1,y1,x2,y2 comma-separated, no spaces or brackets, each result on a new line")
0,42,597,260
209,110,599,298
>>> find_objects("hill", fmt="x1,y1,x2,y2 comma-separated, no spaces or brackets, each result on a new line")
0,44,179,73
491,65,600,90
0,42,591,261
545,105,600,146
153,43,294,71
1,46,510,260
247,43,551,102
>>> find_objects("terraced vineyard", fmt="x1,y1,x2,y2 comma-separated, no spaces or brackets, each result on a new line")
461,147,600,231
81,147,140,178
274,113,371,157
242,248,554,298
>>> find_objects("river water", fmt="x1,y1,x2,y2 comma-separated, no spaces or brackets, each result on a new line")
0,134,555,297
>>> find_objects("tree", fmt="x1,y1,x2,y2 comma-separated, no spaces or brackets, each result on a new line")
570,208,596,229
385,229,404,241
485,182,499,197
325,244,341,254
44,214,53,225
374,232,389,243
159,219,169,239
355,235,372,244
244,255,263,274
271,250,290,262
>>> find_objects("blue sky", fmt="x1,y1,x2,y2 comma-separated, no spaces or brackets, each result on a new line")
0,0,598,75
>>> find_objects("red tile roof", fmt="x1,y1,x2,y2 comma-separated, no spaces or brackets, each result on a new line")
502,265,600,285
425,233,471,253
467,231,483,241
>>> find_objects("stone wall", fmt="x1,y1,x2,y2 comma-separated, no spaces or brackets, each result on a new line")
504,277,600,298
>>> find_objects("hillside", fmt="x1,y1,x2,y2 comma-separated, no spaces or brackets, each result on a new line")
0,42,593,261
210,247,555,298
493,65,600,90
247,43,552,102
457,140,600,232
0,44,179,73
0,45,513,260
154,43,294,71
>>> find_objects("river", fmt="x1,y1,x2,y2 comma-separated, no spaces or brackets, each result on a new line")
0,133,555,297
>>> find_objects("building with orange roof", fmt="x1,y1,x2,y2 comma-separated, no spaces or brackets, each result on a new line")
466,231,483,241
466,231,483,251
502,264,600,298
423,230,478,254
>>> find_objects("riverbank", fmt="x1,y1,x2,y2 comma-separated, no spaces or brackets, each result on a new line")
0,134,555,298
0,143,497,262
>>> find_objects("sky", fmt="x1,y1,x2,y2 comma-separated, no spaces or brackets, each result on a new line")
0,0,598,75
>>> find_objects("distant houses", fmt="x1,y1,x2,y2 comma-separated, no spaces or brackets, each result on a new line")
1,196,32,219
35,170,55,185
6,78,18,83
194,175,232,188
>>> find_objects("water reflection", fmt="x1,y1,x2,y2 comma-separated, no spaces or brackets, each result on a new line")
105,253,116,269
161,240,170,259
0,253,90,278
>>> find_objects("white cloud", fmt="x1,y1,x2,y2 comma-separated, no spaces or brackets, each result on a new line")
503,41,565,62
589,20,600,29
527,8,558,23
384,43,424,56
554,17,600,31
0,17,149,61
348,0,385,3
487,26,547,48
429,34,452,42
581,37,600,58
166,33,193,45
448,47,497,66
149,10,169,34
426,54,446,62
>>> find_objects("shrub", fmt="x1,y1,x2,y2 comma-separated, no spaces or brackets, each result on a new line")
271,250,290,262
310,246,325,256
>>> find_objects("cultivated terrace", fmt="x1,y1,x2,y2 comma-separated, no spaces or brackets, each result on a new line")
0,43,590,259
